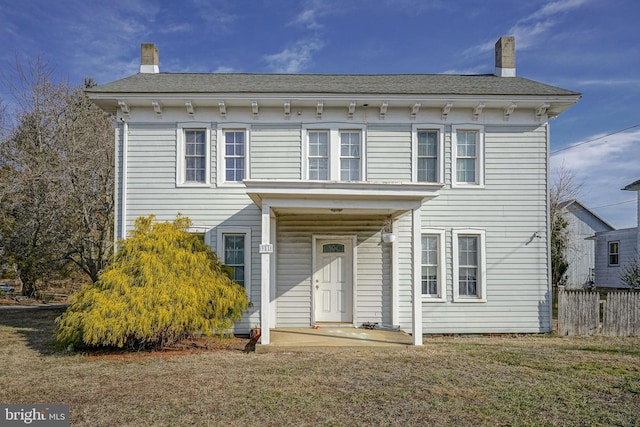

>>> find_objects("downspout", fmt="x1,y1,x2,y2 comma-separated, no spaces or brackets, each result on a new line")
546,123,553,332
121,119,128,243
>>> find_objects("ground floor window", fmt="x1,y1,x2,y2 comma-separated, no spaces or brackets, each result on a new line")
421,229,446,301
223,234,245,287
608,241,619,266
452,229,486,302
216,227,252,295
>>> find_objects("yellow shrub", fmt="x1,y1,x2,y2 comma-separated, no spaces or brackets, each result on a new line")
55,215,248,349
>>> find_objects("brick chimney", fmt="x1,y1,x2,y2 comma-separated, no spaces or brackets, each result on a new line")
140,43,159,74
494,36,515,77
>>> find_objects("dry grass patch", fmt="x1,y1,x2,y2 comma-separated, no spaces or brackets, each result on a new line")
1,307,639,426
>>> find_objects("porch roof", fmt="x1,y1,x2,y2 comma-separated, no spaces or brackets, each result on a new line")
244,180,442,213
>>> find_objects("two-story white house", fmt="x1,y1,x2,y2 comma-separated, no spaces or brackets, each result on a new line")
86,37,580,345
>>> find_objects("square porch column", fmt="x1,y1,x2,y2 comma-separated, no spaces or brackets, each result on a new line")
260,204,272,344
412,207,423,345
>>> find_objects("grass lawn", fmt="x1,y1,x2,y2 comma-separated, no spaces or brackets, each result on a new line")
1,307,639,426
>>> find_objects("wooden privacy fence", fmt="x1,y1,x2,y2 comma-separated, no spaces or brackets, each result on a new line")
558,289,640,337
602,291,640,336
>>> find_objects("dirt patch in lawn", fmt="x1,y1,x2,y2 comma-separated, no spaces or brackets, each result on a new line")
85,335,251,360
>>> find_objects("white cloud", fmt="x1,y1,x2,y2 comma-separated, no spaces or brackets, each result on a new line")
551,129,640,228
292,8,323,30
263,39,324,73
213,66,239,73
464,0,590,56
574,78,640,87
531,0,590,20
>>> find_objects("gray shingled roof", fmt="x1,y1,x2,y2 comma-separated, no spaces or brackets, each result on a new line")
86,72,579,97
623,179,640,191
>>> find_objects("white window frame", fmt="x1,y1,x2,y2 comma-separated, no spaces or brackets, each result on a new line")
302,124,367,181
216,227,252,298
452,228,487,302
176,123,211,187
451,125,484,188
608,241,620,266
421,228,446,302
412,125,444,183
217,125,250,187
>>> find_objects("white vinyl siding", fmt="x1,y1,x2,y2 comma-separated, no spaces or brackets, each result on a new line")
595,228,637,288
367,126,411,181
124,122,260,334
250,126,301,180
121,112,553,336
409,125,549,333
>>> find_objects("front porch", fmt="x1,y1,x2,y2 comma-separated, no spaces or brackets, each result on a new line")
255,327,414,353
245,179,443,347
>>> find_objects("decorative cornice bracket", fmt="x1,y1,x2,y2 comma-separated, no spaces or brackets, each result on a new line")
117,100,130,117
411,102,421,120
441,102,453,120
151,100,162,118
535,103,550,121
379,102,388,120
283,101,291,119
472,103,485,121
185,101,195,118
348,101,356,120
504,102,517,120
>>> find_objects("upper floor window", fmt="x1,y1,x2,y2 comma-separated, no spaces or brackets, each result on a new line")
185,130,206,183
452,229,487,302
225,131,245,182
340,131,361,181
303,125,365,181
309,131,329,180
452,125,484,187
417,131,437,182
217,127,249,186
608,241,619,266
412,126,444,183
176,124,210,186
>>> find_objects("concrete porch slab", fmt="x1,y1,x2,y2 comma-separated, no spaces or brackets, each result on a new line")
255,327,414,353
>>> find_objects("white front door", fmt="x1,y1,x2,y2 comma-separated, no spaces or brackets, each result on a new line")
314,238,353,323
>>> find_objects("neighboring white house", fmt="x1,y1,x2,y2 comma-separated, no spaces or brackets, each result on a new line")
558,200,614,289
86,37,580,345
594,179,640,288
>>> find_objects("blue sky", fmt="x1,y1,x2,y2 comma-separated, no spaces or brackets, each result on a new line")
1,0,638,228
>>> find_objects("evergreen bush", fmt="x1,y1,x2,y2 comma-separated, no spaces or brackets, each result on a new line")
55,215,248,350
